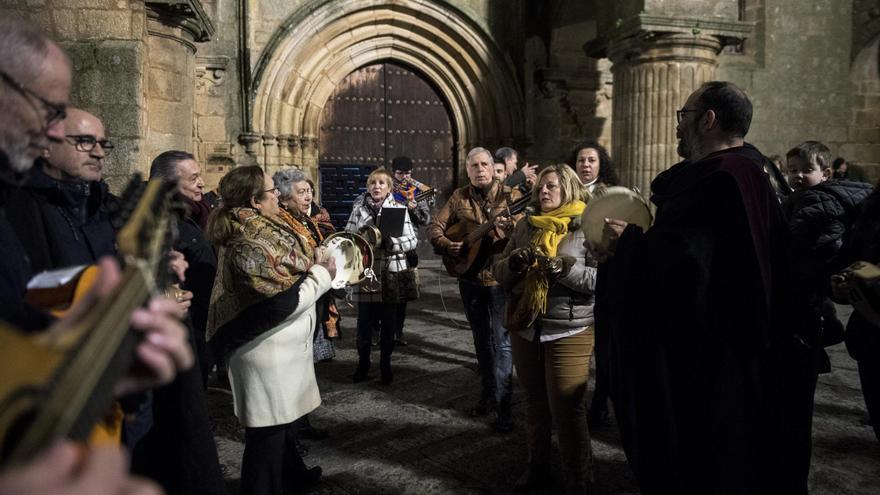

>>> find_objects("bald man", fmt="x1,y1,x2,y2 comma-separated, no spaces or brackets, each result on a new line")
6,107,118,273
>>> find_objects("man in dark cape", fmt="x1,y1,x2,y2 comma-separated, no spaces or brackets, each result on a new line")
599,81,813,494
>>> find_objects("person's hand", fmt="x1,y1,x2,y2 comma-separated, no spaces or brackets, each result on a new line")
166,286,193,312
540,255,575,280
167,250,188,283
0,442,162,495
407,200,417,210
830,273,853,303
44,258,193,397
447,241,464,257
522,162,538,186
116,294,193,397
494,215,513,233
601,218,628,257
508,247,535,273
313,246,338,280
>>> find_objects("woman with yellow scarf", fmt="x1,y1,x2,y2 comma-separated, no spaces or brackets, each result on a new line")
493,164,597,494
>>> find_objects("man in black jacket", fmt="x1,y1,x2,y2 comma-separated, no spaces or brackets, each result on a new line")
0,18,192,495
6,108,118,273
601,81,809,493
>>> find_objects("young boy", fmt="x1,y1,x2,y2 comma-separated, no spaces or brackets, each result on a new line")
783,141,873,357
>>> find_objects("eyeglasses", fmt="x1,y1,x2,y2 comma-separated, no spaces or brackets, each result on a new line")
65,135,114,153
263,187,280,195
0,70,67,127
676,108,701,124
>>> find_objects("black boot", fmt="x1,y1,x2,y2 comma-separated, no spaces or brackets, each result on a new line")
380,357,393,385
353,359,371,383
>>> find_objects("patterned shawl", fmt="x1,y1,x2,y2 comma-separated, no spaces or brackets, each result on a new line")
206,207,312,341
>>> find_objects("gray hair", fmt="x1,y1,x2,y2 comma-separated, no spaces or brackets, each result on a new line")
273,168,309,201
494,147,517,162
466,146,493,166
0,19,54,85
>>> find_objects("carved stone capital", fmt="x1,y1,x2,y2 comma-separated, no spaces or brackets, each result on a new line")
585,14,751,60
238,132,262,155
146,1,215,43
261,134,277,147
196,56,229,96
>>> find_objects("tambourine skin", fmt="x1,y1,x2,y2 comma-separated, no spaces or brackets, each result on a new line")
322,232,375,287
581,186,653,249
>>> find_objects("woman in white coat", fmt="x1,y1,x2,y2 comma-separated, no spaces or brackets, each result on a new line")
205,166,336,495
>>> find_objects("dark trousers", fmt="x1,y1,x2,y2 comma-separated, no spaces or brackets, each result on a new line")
356,302,399,369
458,280,512,412
859,359,880,442
241,422,306,495
394,302,407,340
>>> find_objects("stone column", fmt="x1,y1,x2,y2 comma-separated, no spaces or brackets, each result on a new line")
145,1,214,163
300,136,320,176
608,33,721,197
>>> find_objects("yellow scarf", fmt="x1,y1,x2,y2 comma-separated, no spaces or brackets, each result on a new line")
521,200,586,319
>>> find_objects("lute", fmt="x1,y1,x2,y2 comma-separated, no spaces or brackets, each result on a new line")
441,192,531,278
0,176,179,470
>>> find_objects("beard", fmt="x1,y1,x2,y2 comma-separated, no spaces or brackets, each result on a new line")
676,127,700,160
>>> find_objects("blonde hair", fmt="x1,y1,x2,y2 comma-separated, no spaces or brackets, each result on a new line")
529,164,584,211
366,168,393,187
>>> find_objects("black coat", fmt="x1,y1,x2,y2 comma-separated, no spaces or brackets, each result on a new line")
0,177,51,332
4,165,118,274
601,144,809,494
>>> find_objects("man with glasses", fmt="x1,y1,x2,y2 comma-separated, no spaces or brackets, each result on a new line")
599,81,808,493
6,108,118,273
0,19,193,495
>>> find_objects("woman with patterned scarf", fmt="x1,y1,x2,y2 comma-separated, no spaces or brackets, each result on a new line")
493,164,597,495
205,166,337,495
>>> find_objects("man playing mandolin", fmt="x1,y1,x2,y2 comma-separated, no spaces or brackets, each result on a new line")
427,146,523,433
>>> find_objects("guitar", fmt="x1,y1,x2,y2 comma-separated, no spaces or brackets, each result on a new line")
442,192,531,278
0,176,179,470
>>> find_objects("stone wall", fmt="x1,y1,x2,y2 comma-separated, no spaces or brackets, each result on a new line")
844,35,880,182
0,0,147,192
717,0,854,163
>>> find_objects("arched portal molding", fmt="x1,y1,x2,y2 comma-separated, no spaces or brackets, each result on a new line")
248,0,525,166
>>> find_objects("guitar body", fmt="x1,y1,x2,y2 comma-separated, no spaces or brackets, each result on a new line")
0,177,176,470
25,266,101,318
441,221,507,278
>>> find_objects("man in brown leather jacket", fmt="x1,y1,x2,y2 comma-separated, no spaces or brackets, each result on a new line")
427,146,524,432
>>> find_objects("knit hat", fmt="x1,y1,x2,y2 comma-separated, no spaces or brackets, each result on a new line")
391,156,413,171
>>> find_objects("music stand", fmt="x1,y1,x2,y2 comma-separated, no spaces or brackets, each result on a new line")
378,207,406,238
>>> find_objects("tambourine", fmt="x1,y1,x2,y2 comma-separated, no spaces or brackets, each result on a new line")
581,186,652,249
320,232,375,289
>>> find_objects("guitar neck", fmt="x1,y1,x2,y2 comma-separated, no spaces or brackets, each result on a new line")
464,193,531,245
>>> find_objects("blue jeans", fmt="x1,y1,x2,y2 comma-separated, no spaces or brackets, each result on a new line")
458,279,513,412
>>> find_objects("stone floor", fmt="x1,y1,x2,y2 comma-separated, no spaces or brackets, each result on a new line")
207,260,880,494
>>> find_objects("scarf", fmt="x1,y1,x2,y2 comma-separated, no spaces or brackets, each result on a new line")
206,207,311,341
518,200,586,323
182,195,212,229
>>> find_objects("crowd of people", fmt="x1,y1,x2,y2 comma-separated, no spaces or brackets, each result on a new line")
0,18,878,495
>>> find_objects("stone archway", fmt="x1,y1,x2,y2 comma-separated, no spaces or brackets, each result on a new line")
243,0,525,179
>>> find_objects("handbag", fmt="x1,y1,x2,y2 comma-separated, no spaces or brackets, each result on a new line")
382,267,420,302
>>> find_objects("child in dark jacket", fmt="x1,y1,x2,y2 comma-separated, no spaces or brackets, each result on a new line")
783,141,873,364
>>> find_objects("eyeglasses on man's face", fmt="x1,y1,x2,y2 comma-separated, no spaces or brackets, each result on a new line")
0,69,67,128
65,135,114,153
676,108,702,124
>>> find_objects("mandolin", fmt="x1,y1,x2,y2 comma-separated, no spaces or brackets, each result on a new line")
0,176,179,470
442,192,531,278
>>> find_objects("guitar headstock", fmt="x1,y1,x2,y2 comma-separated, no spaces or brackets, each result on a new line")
115,175,181,291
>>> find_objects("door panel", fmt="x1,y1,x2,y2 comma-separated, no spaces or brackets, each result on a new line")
319,62,456,243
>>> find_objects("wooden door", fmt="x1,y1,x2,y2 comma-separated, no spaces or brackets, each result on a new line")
318,62,456,233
